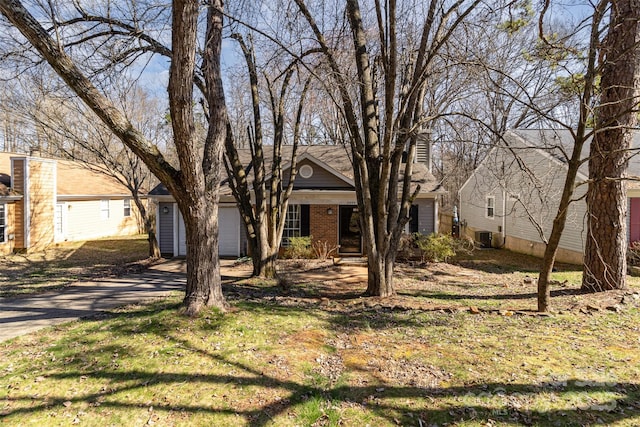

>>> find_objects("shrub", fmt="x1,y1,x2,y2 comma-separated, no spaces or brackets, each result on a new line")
397,233,421,261
414,233,455,263
283,236,314,259
312,240,338,260
628,241,640,266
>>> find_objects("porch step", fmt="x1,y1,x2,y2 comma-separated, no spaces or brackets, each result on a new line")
333,257,368,266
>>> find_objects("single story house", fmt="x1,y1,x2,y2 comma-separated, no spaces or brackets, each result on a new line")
150,143,445,258
0,152,144,255
459,129,640,264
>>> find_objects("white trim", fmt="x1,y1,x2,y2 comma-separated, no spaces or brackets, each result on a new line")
173,203,179,256
155,202,161,252
56,194,138,201
434,198,439,234
100,199,110,220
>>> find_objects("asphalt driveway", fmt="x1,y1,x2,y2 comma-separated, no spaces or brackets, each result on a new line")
0,259,192,342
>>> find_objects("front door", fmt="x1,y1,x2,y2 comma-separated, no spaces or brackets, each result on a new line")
631,198,640,244
339,205,362,254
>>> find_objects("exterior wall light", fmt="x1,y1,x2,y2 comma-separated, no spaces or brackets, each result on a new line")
162,206,170,214
327,208,333,215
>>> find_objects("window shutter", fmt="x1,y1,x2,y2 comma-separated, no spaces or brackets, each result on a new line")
301,204,310,236
410,205,419,233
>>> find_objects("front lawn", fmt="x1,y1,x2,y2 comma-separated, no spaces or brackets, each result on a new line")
1,252,639,426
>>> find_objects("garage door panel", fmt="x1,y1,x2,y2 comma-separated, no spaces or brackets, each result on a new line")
176,205,239,257
219,207,240,256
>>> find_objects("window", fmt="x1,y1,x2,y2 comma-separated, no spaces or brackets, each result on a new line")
282,204,301,246
100,199,110,220
0,204,5,243
124,199,131,217
299,164,314,179
486,196,495,219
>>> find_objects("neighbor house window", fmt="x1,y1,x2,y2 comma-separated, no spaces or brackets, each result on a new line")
0,204,5,243
282,204,301,246
486,196,495,219
123,199,131,217
100,199,110,220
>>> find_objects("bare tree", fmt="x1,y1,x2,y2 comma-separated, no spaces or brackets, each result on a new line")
288,0,483,296
0,0,228,316
12,80,164,258
434,9,576,210
224,33,310,278
582,0,640,292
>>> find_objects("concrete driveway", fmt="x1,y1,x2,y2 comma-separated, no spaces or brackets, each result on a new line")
0,259,192,342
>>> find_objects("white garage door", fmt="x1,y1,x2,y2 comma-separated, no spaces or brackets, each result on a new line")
176,205,240,257
218,206,241,257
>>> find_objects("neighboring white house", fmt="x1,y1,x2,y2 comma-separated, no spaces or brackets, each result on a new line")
0,152,144,254
459,129,640,264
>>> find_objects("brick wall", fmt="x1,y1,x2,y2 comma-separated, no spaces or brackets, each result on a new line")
309,204,339,254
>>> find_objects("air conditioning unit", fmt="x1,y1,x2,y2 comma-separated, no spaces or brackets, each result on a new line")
475,231,492,248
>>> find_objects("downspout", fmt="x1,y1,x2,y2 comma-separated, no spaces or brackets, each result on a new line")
502,189,507,248
434,196,439,234
457,189,463,237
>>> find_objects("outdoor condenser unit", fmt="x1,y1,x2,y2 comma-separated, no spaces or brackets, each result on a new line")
475,231,492,248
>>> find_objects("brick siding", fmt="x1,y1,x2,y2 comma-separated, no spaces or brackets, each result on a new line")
309,204,339,253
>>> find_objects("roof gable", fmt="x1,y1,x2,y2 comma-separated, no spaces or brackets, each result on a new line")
282,153,354,189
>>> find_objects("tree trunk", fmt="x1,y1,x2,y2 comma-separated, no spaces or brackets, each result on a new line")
583,130,629,292
132,195,160,258
364,245,395,297
181,198,225,315
255,225,277,279
147,222,161,259
0,0,228,317
582,0,640,292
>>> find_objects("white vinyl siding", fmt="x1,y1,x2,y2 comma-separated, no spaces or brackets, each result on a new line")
100,199,110,220
459,134,588,254
63,199,139,241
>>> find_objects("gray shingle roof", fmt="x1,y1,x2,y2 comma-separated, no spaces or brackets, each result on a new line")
150,144,443,196
508,129,640,181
